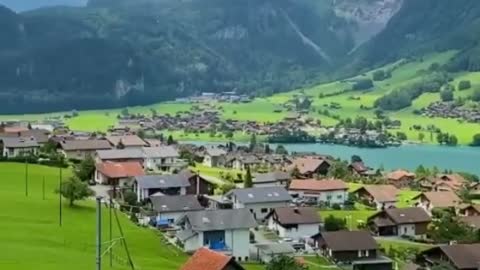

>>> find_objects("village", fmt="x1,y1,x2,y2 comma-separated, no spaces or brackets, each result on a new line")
421,101,480,123
1,119,480,270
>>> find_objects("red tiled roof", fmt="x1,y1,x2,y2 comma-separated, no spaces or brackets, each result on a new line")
387,169,415,181
180,248,238,270
2,127,29,133
356,185,399,203
416,191,462,208
96,161,144,178
289,157,329,174
289,179,348,192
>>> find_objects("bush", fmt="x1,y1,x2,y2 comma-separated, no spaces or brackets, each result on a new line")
472,89,480,102
372,70,388,81
458,80,471,90
324,215,347,231
440,89,454,102
353,79,374,91
331,203,341,210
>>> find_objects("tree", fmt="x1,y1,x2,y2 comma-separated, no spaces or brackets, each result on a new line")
137,129,145,139
458,80,471,91
249,133,257,151
75,155,96,182
428,211,477,243
167,135,175,145
396,132,407,141
57,176,94,206
351,155,362,163
244,167,253,188
353,79,374,91
447,135,458,146
324,215,347,231
123,190,137,206
275,144,288,155
415,165,430,178
471,134,480,146
266,255,307,270
372,70,386,81
418,132,425,142
327,161,349,179
291,165,301,178
120,108,129,117
440,88,454,102
472,89,480,102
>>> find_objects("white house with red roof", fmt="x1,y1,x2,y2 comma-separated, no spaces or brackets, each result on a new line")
288,179,348,206
95,161,145,186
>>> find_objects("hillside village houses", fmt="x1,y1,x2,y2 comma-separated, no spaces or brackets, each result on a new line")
105,134,147,149
94,161,145,186
413,191,463,213
58,139,113,160
0,137,40,158
418,244,480,270
288,157,331,178
367,207,431,238
148,195,204,227
203,147,227,167
288,179,349,206
353,185,399,210
266,207,321,240
386,169,416,188
175,209,257,260
253,171,291,188
225,187,292,221
180,247,246,270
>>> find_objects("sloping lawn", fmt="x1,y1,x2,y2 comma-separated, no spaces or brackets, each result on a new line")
319,209,377,230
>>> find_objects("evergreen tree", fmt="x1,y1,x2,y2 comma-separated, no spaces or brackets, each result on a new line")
249,133,257,151
167,135,175,145
244,167,253,188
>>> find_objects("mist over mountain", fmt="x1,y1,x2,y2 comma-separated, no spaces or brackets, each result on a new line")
0,0,86,12
0,0,479,114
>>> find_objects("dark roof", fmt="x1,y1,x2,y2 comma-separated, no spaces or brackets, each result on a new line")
382,207,431,224
205,147,227,157
350,162,368,173
459,216,480,229
135,174,190,189
96,149,145,160
319,231,378,251
150,195,203,213
143,146,179,158
269,207,321,225
105,135,147,147
414,191,462,208
226,187,292,204
1,137,39,148
59,139,112,151
254,171,290,183
422,244,480,270
178,209,257,231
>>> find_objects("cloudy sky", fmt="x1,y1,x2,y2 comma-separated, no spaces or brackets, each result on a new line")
0,0,87,12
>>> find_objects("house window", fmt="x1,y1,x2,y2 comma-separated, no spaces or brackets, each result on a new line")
326,195,332,201
404,227,407,234
337,195,343,199
261,208,268,213
244,257,248,261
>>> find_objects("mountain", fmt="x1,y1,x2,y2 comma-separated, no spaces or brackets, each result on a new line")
0,0,87,12
0,0,479,114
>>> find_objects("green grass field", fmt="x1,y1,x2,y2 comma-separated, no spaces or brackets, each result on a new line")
0,163,267,270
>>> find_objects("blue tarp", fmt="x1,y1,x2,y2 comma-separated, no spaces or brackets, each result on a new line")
210,241,226,250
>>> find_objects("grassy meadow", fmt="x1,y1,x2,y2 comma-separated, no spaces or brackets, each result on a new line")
2,50,480,144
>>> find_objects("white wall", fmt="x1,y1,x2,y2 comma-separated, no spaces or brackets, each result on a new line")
254,181,288,188
290,190,348,205
3,146,39,158
225,229,250,260
184,234,201,253
374,200,396,210
157,212,184,224
397,224,416,237
236,201,291,221
267,217,319,240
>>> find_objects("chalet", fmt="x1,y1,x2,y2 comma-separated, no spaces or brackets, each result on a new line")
94,161,144,186
413,191,462,213
149,195,204,227
459,216,480,232
255,243,296,264
0,129,50,145
367,207,431,238
266,207,321,240
352,185,399,210
95,149,145,164
459,204,480,216
179,169,215,196
312,230,392,269
262,155,290,171
225,187,292,221
0,137,40,158
180,247,245,270
289,179,349,206
470,182,480,197
229,155,261,171
386,170,415,189
289,157,331,178
253,171,291,188
176,209,257,261
418,244,480,270
143,146,184,172
134,174,191,202
349,162,371,177
143,139,162,147
433,174,467,192
58,139,112,160
105,135,147,149
203,147,227,168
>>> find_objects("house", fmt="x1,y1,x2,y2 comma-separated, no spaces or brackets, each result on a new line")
180,247,245,270
418,244,480,270
94,161,144,186
266,207,321,240
353,185,399,210
142,146,185,172
134,174,191,202
105,135,147,149
459,204,480,216
367,207,431,237
459,215,480,232
0,129,50,145
255,243,296,264
349,162,371,177
0,137,40,158
230,155,261,171
433,174,468,192
95,148,145,165
203,147,227,168
413,191,462,212
289,157,331,178
253,171,291,188
312,230,392,269
179,169,215,196
58,139,112,160
386,170,415,189
176,209,257,260
288,179,349,206
149,195,204,227
225,187,292,221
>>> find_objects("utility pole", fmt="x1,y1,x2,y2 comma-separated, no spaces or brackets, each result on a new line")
109,197,113,268
25,158,28,197
96,197,102,270
59,167,62,227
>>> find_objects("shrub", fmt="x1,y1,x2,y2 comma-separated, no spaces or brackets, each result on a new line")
353,79,374,91
440,89,454,102
458,80,471,90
